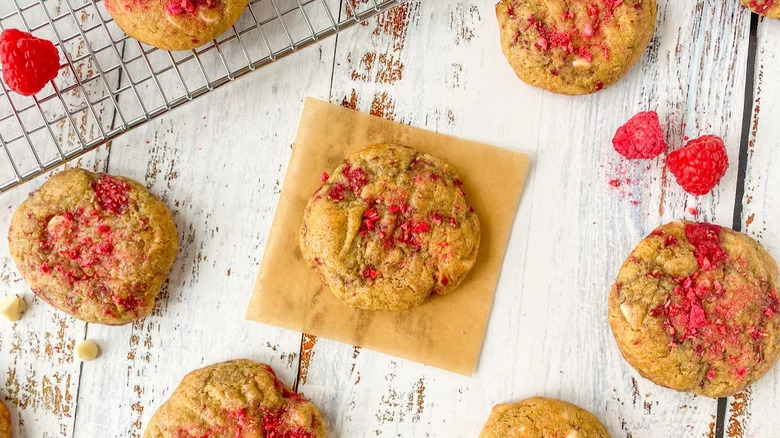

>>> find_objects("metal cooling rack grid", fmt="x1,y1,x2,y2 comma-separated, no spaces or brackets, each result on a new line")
0,0,405,192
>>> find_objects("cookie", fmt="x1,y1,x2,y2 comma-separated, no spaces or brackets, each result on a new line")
609,221,780,397
9,169,178,325
495,0,656,95
0,399,10,438
479,397,611,438
741,0,780,18
105,0,248,51
144,359,327,438
299,144,481,311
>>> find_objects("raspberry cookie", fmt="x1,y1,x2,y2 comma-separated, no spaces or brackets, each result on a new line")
9,169,178,325
609,221,780,397
495,0,657,95
105,0,248,51
0,399,10,438
741,0,780,18
300,144,481,311
144,360,327,438
479,397,611,438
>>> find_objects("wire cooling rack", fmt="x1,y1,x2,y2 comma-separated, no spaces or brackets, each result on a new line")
0,0,405,192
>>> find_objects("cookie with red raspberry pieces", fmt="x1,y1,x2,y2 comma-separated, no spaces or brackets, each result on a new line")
496,0,656,95
0,399,10,438
300,144,481,311
9,169,178,325
479,397,611,438
104,0,248,51
612,111,666,159
741,0,780,18
666,135,729,196
0,29,60,96
144,360,327,438
609,220,780,397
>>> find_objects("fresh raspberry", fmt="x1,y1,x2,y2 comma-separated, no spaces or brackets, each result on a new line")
612,111,667,159
666,135,729,196
0,29,60,96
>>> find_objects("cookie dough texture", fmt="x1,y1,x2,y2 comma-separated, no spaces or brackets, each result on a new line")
299,144,481,311
741,0,780,18
105,0,248,51
479,397,611,438
144,359,327,438
0,399,10,438
9,169,178,325
609,220,780,398
496,0,656,95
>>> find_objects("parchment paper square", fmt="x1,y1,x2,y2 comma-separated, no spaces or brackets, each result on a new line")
246,98,529,375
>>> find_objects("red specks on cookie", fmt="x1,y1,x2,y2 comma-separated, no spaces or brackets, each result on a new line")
750,0,776,14
327,184,346,201
113,293,145,314
320,172,329,182
684,223,726,270
262,410,315,438
342,163,369,194
361,265,378,280
362,208,380,232
91,174,131,215
440,276,449,286
165,0,218,16
664,235,678,248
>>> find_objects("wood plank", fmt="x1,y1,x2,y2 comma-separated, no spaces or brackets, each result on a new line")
298,1,751,436
0,1,118,436
725,15,780,438
69,37,339,437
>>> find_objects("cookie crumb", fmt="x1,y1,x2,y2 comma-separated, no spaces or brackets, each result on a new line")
0,295,25,322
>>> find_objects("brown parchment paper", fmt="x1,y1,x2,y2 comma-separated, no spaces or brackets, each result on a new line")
246,98,530,375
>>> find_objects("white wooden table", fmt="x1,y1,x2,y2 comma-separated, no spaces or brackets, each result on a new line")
0,1,777,437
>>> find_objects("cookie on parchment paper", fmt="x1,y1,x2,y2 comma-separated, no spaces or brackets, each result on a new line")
300,143,481,311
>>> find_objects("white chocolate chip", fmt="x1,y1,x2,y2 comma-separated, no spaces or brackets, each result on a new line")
75,340,100,361
566,431,580,438
572,57,592,70
165,12,184,29
198,7,221,23
0,295,26,322
620,302,634,324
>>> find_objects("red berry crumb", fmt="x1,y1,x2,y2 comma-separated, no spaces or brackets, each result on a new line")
666,135,729,196
361,265,378,280
612,111,667,159
0,29,60,96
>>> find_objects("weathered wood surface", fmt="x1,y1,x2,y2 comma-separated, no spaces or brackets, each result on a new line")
725,15,780,438
0,0,776,437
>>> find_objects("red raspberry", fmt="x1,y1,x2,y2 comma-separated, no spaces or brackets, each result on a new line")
612,111,667,159
0,29,60,96
666,135,729,196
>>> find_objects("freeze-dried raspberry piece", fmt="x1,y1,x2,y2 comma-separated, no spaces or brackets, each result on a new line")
612,111,667,159
666,135,729,196
0,29,60,96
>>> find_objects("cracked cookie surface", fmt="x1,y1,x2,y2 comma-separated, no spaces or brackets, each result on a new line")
105,0,248,50
479,397,611,438
299,143,481,311
609,220,780,397
496,0,656,95
9,169,178,325
144,359,327,438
